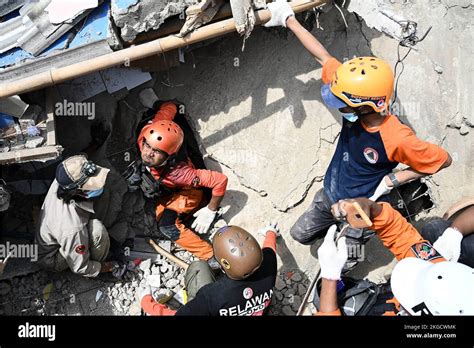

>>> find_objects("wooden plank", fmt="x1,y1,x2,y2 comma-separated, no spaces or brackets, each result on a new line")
45,87,59,146
0,145,62,164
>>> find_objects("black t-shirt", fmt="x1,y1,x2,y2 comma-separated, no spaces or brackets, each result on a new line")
176,248,277,316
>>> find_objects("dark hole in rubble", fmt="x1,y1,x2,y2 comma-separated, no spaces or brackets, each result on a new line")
384,179,435,220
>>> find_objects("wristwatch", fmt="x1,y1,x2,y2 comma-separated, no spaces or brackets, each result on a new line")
388,172,400,188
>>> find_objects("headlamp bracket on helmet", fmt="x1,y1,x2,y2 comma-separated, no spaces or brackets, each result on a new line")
62,161,97,191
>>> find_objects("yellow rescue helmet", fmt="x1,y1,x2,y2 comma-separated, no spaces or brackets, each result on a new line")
330,57,394,113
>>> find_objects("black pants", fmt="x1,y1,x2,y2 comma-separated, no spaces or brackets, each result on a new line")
290,189,375,266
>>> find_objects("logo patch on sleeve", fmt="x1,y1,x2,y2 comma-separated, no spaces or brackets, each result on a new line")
191,176,200,187
75,244,86,255
411,242,443,262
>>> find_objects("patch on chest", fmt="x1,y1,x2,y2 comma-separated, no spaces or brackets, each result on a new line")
243,287,253,299
363,147,379,164
75,244,86,255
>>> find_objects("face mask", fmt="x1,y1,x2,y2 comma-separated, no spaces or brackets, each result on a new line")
86,188,104,198
341,112,359,123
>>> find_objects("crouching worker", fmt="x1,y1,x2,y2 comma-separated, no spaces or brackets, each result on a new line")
139,223,279,316
134,101,228,262
36,155,115,277
315,198,473,316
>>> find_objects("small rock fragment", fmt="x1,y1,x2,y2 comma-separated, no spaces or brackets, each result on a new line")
281,306,295,316
275,277,285,291
434,64,443,74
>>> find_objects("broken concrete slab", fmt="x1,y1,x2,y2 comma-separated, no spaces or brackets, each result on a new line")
25,136,45,149
139,87,159,109
155,10,364,212
179,0,224,37
111,0,200,42
348,0,474,207
146,274,161,288
0,95,29,118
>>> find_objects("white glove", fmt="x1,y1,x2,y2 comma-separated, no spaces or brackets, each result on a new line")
258,222,281,238
264,0,295,28
369,176,393,201
192,206,217,234
138,285,152,302
433,227,463,262
317,225,348,280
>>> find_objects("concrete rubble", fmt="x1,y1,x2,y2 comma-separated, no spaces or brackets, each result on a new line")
111,0,200,42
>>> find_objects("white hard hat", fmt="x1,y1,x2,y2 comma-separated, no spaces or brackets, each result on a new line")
391,258,474,315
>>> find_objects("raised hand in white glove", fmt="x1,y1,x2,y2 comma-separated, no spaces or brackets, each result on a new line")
264,0,295,28
192,206,217,234
258,222,281,238
433,227,463,262
317,225,348,280
369,176,392,202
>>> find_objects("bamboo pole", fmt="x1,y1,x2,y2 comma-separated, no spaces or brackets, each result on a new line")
0,0,327,98
148,239,190,270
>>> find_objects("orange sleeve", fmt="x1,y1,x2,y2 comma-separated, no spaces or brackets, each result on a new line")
194,169,228,196
314,309,342,316
372,203,426,260
166,164,228,196
380,117,449,174
152,102,178,122
373,203,446,263
140,295,177,316
262,231,277,253
321,57,342,84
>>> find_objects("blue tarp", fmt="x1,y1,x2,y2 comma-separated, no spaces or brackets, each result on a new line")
0,113,14,129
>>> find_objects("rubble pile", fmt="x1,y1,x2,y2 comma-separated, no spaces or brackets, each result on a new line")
268,270,310,316
0,246,200,316
0,106,47,153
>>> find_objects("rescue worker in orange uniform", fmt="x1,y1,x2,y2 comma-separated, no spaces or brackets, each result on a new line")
134,101,228,262
314,198,473,316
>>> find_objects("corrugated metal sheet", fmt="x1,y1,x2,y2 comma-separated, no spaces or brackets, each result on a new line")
0,0,101,57
0,1,112,75
0,0,26,17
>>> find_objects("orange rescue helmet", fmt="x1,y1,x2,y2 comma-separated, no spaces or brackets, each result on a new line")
142,120,184,156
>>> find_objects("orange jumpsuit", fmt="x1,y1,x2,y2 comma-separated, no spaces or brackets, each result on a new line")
316,202,446,315
137,102,228,260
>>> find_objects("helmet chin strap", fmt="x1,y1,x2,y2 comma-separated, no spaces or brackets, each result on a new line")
155,159,169,168
154,152,176,169
355,108,378,118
